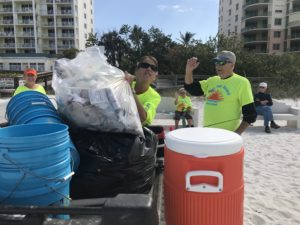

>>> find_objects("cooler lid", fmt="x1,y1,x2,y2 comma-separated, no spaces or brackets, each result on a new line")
165,127,243,157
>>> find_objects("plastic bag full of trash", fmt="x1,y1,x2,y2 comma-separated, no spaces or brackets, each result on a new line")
52,46,143,137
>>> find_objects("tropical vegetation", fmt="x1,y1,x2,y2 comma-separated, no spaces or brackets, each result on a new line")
85,24,300,98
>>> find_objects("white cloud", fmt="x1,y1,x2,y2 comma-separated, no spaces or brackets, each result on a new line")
157,4,192,13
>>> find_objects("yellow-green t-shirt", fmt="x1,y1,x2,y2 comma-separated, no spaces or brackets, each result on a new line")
133,83,161,126
200,73,254,131
13,85,46,96
176,95,192,112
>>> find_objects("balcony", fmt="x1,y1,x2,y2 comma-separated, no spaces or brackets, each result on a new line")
243,11,271,20
243,37,268,44
0,8,13,13
0,20,13,24
17,43,35,48
0,43,15,48
243,0,272,10
55,0,73,4
57,10,72,15
16,32,34,37
241,25,269,33
15,8,33,13
16,20,34,25
0,32,14,37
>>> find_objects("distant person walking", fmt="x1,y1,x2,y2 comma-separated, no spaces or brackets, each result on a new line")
254,82,280,133
13,68,46,96
184,50,257,135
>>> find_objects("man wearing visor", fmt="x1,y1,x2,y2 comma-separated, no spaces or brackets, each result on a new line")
184,50,257,135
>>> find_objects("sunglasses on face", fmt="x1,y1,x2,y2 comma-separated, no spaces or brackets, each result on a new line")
138,62,158,72
214,61,232,66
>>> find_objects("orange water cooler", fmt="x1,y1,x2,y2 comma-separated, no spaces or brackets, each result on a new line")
164,127,244,225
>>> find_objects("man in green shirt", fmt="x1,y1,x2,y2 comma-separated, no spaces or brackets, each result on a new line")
125,56,161,126
184,50,257,135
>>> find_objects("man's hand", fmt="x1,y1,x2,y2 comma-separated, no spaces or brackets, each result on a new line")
185,57,199,84
124,71,135,85
260,100,268,105
186,57,200,74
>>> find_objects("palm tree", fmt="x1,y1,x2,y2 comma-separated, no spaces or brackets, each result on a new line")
178,31,196,47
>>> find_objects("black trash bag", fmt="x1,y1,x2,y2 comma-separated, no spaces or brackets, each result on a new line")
70,127,157,199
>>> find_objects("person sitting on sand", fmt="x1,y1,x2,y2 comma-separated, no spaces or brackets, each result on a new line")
254,82,280,133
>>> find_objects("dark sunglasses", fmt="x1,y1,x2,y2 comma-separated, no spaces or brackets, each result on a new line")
138,62,158,72
214,61,232,66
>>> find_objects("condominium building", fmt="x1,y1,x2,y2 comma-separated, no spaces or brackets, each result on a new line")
218,0,300,54
0,0,94,71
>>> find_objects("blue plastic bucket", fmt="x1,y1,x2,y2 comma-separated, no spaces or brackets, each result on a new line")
0,123,73,206
6,91,61,125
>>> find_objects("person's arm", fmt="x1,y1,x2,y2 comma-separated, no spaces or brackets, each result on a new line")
133,93,148,123
235,102,257,135
185,57,199,84
267,94,273,106
184,82,204,96
124,71,147,122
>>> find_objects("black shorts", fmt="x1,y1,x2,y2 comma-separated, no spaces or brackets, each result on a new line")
174,111,193,120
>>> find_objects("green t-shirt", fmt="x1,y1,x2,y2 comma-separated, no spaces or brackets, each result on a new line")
134,83,161,126
200,73,254,131
176,95,192,112
13,85,46,96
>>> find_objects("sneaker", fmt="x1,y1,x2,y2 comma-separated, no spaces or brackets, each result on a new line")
270,121,280,129
265,126,271,133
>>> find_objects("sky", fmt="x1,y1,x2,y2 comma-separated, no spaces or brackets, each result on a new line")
93,0,219,43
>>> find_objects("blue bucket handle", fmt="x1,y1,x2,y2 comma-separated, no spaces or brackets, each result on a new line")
0,153,74,202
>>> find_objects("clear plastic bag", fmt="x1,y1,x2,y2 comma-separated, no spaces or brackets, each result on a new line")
52,46,143,136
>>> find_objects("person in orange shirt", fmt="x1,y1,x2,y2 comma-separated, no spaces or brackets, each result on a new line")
174,88,194,129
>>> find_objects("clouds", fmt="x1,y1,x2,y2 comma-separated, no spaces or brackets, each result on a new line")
157,4,193,13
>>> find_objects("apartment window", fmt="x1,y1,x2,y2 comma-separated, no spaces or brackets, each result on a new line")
3,4,12,12
273,44,280,50
84,13,87,19
236,3,239,10
0,63,3,70
85,33,87,39
229,9,231,16
227,30,230,36
275,10,282,13
21,4,32,12
6,50,16,54
230,0,232,5
235,26,237,33
4,27,14,35
235,15,238,22
38,63,45,72
3,15,13,24
48,18,54,26
84,23,87,29
84,3,86,8
274,18,282,25
274,31,281,38
30,63,36,69
62,18,73,25
9,63,21,71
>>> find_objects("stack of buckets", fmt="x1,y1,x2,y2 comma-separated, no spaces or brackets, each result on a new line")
164,127,244,225
0,91,78,208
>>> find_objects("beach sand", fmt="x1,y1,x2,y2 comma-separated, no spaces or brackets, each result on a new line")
1,97,300,225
